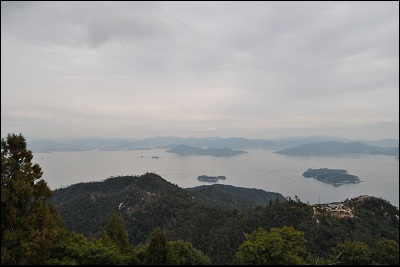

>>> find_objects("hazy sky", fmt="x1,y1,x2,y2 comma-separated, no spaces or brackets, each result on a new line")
1,1,399,141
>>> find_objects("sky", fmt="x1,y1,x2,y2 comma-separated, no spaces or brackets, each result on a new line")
1,1,399,141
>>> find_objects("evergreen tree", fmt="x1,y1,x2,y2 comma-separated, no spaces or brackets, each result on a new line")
100,213,130,253
1,133,66,264
145,227,174,264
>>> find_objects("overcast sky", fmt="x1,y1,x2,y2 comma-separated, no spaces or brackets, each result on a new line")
1,1,399,141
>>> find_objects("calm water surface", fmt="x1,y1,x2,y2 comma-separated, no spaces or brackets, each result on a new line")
32,149,399,208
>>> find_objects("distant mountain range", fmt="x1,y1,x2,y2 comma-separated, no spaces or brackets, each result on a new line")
275,141,399,156
25,135,399,153
166,144,247,157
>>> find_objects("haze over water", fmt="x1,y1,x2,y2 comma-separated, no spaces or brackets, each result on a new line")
33,148,399,208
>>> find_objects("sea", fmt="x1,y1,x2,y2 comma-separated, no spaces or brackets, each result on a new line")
32,148,399,208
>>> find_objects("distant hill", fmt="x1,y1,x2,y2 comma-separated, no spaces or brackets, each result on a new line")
274,141,399,156
27,136,150,152
140,135,356,149
165,144,247,157
361,138,399,148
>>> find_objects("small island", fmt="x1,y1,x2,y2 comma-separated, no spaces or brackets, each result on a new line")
303,168,361,186
197,175,227,182
166,145,247,157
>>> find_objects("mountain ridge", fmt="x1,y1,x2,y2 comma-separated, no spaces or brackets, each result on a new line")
26,135,399,152
275,141,399,156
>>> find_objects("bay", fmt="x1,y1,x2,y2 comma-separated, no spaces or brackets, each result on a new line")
32,148,399,208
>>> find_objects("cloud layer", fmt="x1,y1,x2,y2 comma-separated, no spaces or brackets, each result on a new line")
1,1,398,140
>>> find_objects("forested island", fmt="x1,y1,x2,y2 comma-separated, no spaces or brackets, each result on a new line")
197,175,226,182
166,144,247,157
303,168,361,186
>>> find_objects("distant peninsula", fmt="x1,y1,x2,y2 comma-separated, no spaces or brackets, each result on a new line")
275,141,398,156
303,168,361,186
166,144,247,157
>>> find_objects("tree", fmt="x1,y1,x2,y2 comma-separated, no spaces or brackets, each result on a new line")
126,243,148,265
100,213,130,253
1,133,65,264
372,239,399,265
46,232,125,265
331,241,371,265
234,226,309,265
169,240,211,265
145,227,174,264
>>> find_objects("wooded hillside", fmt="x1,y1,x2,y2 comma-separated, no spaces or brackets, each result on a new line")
50,173,399,264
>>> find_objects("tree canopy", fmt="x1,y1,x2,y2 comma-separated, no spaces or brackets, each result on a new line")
100,213,130,253
1,133,66,264
145,227,174,265
234,226,310,265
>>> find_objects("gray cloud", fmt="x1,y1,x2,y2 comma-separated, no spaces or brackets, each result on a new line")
1,1,398,140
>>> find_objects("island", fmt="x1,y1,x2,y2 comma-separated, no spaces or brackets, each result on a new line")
303,168,361,186
197,175,227,182
166,144,247,157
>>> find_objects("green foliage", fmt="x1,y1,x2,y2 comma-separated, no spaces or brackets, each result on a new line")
46,231,126,265
100,213,130,253
234,226,310,265
169,240,211,265
371,238,399,265
186,184,286,208
128,243,148,265
1,133,66,265
299,196,399,260
331,241,371,265
145,227,174,265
